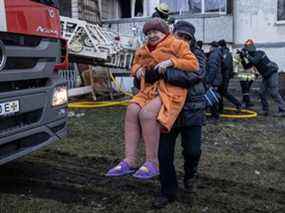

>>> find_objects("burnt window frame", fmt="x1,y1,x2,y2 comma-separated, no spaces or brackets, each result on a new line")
277,0,285,23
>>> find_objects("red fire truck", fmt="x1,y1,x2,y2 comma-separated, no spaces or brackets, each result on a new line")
0,0,68,164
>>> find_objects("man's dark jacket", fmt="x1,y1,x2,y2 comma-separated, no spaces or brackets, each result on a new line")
163,47,207,127
242,50,278,79
206,47,223,86
220,47,234,84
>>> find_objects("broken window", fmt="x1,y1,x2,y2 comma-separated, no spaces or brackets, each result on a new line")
135,0,144,17
278,0,285,21
119,0,132,18
117,0,144,18
58,0,72,17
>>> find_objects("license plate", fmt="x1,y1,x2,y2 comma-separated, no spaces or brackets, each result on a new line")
0,100,20,116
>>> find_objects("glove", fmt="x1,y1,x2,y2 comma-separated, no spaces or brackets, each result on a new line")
154,60,173,74
136,67,145,80
145,68,162,84
237,50,245,58
241,49,249,58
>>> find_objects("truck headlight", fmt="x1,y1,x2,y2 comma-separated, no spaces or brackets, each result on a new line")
52,86,68,107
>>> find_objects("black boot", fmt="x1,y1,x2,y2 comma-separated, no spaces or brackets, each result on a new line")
260,110,269,116
243,95,254,108
152,195,176,209
245,102,254,108
184,174,198,193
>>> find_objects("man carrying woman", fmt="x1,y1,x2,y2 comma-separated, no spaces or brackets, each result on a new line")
106,18,199,179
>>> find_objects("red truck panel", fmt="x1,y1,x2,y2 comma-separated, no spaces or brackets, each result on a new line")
5,0,60,38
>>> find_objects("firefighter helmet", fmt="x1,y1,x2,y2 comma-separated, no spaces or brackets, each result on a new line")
244,39,256,52
155,3,170,15
244,39,254,46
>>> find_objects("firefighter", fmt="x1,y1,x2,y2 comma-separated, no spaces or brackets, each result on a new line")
234,50,258,108
153,21,206,208
240,39,285,116
152,3,175,25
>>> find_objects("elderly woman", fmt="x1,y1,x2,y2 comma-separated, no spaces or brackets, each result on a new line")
106,18,198,179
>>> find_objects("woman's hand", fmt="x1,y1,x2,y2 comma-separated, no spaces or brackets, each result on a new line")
154,60,173,74
136,67,145,80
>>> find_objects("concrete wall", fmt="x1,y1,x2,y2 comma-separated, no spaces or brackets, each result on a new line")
234,0,285,43
180,15,233,43
102,0,285,71
103,14,233,44
71,0,79,19
234,0,285,71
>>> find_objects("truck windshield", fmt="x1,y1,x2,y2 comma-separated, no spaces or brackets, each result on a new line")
31,0,59,8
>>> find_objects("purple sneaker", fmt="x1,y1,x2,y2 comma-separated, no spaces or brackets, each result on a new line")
106,160,136,177
133,161,159,179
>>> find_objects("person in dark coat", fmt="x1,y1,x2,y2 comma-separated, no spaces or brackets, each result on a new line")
241,39,285,116
152,21,207,208
196,40,205,55
205,41,223,120
218,39,241,112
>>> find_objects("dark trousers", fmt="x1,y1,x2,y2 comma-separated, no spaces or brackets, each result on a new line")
259,73,285,112
218,83,241,112
240,80,253,105
209,83,241,119
159,126,202,198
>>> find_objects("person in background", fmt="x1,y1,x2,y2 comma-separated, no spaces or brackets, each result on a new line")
234,50,258,108
196,40,205,55
106,18,198,179
205,41,223,121
153,21,206,208
240,39,285,116
218,39,242,112
152,3,175,25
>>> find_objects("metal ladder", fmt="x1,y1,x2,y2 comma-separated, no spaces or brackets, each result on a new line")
60,16,136,69
60,16,139,98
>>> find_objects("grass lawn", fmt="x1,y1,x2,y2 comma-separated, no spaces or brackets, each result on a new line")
0,107,284,213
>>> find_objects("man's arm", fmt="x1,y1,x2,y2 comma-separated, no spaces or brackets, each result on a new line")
164,48,206,88
245,51,265,65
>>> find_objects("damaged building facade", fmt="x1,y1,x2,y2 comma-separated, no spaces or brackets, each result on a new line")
58,0,285,71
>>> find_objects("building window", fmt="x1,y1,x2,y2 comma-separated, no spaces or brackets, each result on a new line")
135,0,144,17
188,0,202,14
59,0,72,17
117,0,144,18
277,0,285,22
188,0,227,14
184,0,226,14
119,0,132,18
205,0,226,13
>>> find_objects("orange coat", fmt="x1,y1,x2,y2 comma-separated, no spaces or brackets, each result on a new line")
130,35,198,131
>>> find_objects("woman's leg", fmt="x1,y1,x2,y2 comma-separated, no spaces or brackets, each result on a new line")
139,96,162,164
124,103,142,167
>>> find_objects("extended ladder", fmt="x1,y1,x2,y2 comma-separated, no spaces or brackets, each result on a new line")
60,16,137,69
60,16,140,98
